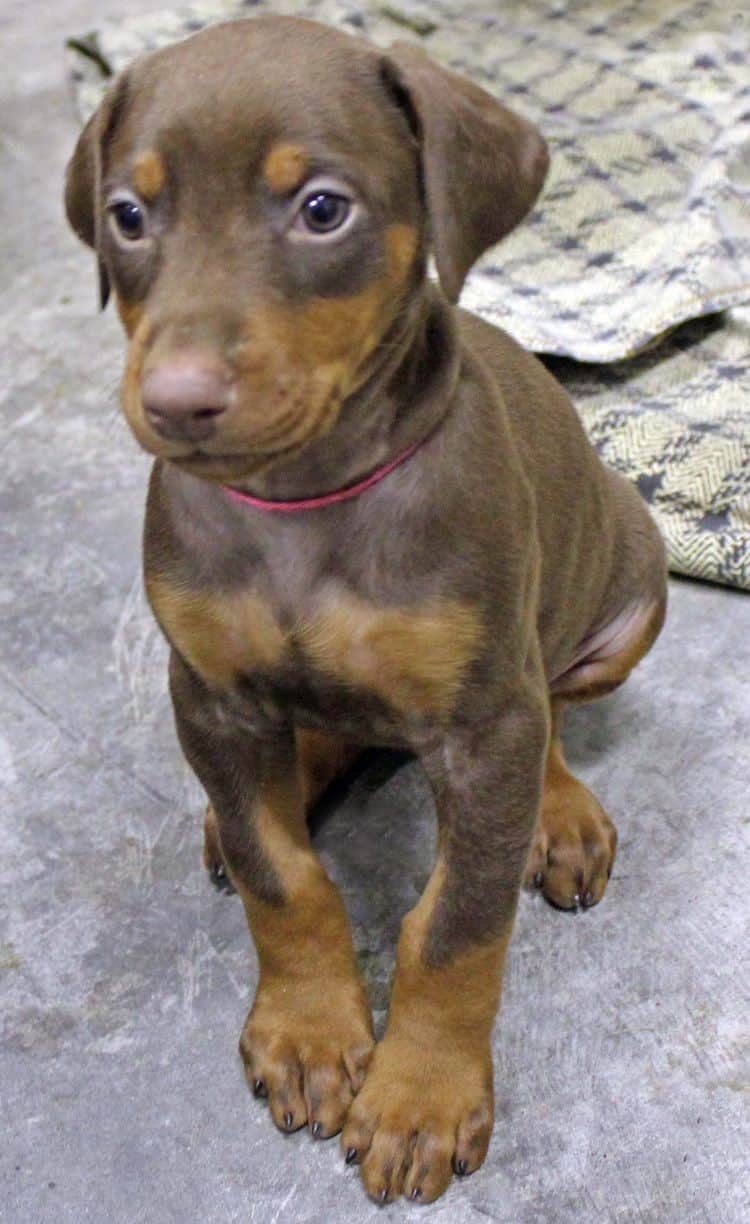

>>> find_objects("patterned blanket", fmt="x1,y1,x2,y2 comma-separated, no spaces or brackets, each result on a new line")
67,0,750,589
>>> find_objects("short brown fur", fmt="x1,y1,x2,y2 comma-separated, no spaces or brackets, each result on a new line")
65,15,667,1207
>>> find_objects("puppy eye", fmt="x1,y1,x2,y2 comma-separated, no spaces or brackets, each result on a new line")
109,199,146,241
300,191,350,234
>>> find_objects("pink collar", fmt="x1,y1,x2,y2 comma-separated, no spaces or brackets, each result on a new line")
222,438,423,513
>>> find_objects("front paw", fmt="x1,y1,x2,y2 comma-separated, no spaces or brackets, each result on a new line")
341,1035,494,1203
240,976,374,1139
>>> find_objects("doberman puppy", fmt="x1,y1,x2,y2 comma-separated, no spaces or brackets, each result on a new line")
65,15,667,1205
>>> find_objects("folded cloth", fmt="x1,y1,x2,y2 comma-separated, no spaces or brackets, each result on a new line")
551,307,750,591
66,0,750,589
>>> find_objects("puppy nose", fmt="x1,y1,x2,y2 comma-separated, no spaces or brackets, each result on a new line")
141,356,231,443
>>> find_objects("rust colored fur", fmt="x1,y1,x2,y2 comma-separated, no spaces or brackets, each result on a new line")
133,149,165,200
262,142,308,194
65,15,667,1206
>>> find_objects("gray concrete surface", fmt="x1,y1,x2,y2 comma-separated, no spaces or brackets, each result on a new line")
1,3,748,1221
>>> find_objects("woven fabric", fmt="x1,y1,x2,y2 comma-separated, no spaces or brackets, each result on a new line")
550,308,750,590
66,0,750,589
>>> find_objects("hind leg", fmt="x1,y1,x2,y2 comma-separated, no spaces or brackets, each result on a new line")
204,729,362,889
524,700,616,909
526,594,666,910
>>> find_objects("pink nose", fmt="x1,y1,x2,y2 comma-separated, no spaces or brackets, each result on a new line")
141,356,231,443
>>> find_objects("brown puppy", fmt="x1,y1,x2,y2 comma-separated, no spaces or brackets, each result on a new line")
65,16,666,1205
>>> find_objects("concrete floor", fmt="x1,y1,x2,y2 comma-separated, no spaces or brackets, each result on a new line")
1,3,748,1221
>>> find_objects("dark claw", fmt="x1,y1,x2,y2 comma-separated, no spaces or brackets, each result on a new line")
455,1157,469,1176
582,890,594,908
533,871,544,889
345,1147,358,1165
409,1187,423,1200
284,1112,294,1130
607,866,612,879
311,1121,322,1139
210,863,235,893
378,1188,389,1204
252,1078,267,1098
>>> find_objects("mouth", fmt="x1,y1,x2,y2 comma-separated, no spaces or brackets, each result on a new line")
166,429,327,481
123,357,347,482
144,389,344,479
182,449,249,463
169,448,275,482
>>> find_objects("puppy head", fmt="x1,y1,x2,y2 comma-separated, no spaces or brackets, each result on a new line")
65,17,547,484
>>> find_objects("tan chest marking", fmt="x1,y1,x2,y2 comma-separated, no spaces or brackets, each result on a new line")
300,595,483,718
147,579,482,717
147,578,286,689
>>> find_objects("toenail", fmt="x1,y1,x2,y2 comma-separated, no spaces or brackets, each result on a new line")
572,893,580,908
252,1078,267,1098
410,1187,423,1200
455,1157,468,1176
215,864,225,878
378,1188,388,1204
284,1112,294,1130
607,866,612,879
533,871,544,888
345,1147,358,1164
311,1121,322,1138
582,890,594,908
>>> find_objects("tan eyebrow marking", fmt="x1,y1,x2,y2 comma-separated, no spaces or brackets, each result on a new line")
133,149,166,200
262,143,309,194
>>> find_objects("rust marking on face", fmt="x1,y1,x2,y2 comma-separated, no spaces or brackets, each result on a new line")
299,595,483,718
121,307,150,415
262,142,308,194
385,222,418,286
280,222,418,383
217,222,419,464
146,577,287,688
115,295,145,338
119,308,158,448
240,224,417,397
133,149,165,200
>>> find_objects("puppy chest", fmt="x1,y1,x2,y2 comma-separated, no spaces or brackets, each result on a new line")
147,578,483,721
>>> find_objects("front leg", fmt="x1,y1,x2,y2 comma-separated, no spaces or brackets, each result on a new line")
169,653,374,1138
342,686,549,1203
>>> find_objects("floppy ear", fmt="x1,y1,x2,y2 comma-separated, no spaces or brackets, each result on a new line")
64,88,121,309
381,43,549,303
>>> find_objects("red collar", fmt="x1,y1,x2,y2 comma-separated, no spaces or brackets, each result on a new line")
222,437,423,513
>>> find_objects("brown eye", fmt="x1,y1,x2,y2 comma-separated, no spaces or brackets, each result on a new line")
110,199,145,240
301,192,350,233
